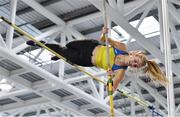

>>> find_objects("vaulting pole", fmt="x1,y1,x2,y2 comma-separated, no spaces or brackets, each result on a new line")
102,0,114,116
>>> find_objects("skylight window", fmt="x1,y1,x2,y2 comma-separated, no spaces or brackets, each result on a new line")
111,16,160,43
0,79,13,93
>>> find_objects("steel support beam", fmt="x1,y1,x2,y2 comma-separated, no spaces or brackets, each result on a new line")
168,3,180,25
125,0,153,20
130,82,135,115
5,0,17,49
136,78,167,110
58,32,65,79
21,0,85,39
169,21,180,53
161,0,175,116
0,98,49,112
158,0,165,52
67,12,102,26
13,26,63,53
88,79,101,99
24,0,150,32
107,0,117,9
127,0,156,45
16,0,62,15
64,71,106,84
171,0,180,6
0,34,6,48
169,3,180,53
117,0,124,12
176,104,180,113
99,76,105,100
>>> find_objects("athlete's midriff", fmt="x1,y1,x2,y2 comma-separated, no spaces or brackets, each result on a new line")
91,45,101,65
91,45,115,70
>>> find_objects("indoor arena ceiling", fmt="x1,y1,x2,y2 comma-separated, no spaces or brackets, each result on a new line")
0,0,180,116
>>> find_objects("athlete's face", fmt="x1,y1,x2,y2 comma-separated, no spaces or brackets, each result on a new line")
128,55,144,68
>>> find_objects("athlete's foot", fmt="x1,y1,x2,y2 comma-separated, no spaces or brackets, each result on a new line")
51,56,60,61
26,40,46,47
26,40,36,46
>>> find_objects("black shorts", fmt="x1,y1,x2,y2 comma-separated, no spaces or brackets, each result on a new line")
46,39,100,66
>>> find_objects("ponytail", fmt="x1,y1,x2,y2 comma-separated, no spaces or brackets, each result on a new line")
146,60,168,87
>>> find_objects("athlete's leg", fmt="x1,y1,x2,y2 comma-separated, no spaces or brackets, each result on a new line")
66,39,100,49
26,41,80,64
44,44,81,64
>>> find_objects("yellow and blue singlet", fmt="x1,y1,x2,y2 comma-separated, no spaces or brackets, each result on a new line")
95,46,128,71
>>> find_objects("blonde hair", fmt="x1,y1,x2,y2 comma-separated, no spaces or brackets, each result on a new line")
146,60,168,86
128,51,168,87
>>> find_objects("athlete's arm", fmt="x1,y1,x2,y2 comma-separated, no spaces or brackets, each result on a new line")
100,27,127,51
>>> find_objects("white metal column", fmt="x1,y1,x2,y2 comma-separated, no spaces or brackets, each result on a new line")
59,33,66,79
161,0,175,116
6,0,17,49
117,0,124,12
130,82,135,115
99,76,105,100
158,0,164,52
0,34,6,48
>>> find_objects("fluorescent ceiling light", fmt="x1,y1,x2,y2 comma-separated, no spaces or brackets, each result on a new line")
0,79,13,92
0,84,12,92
